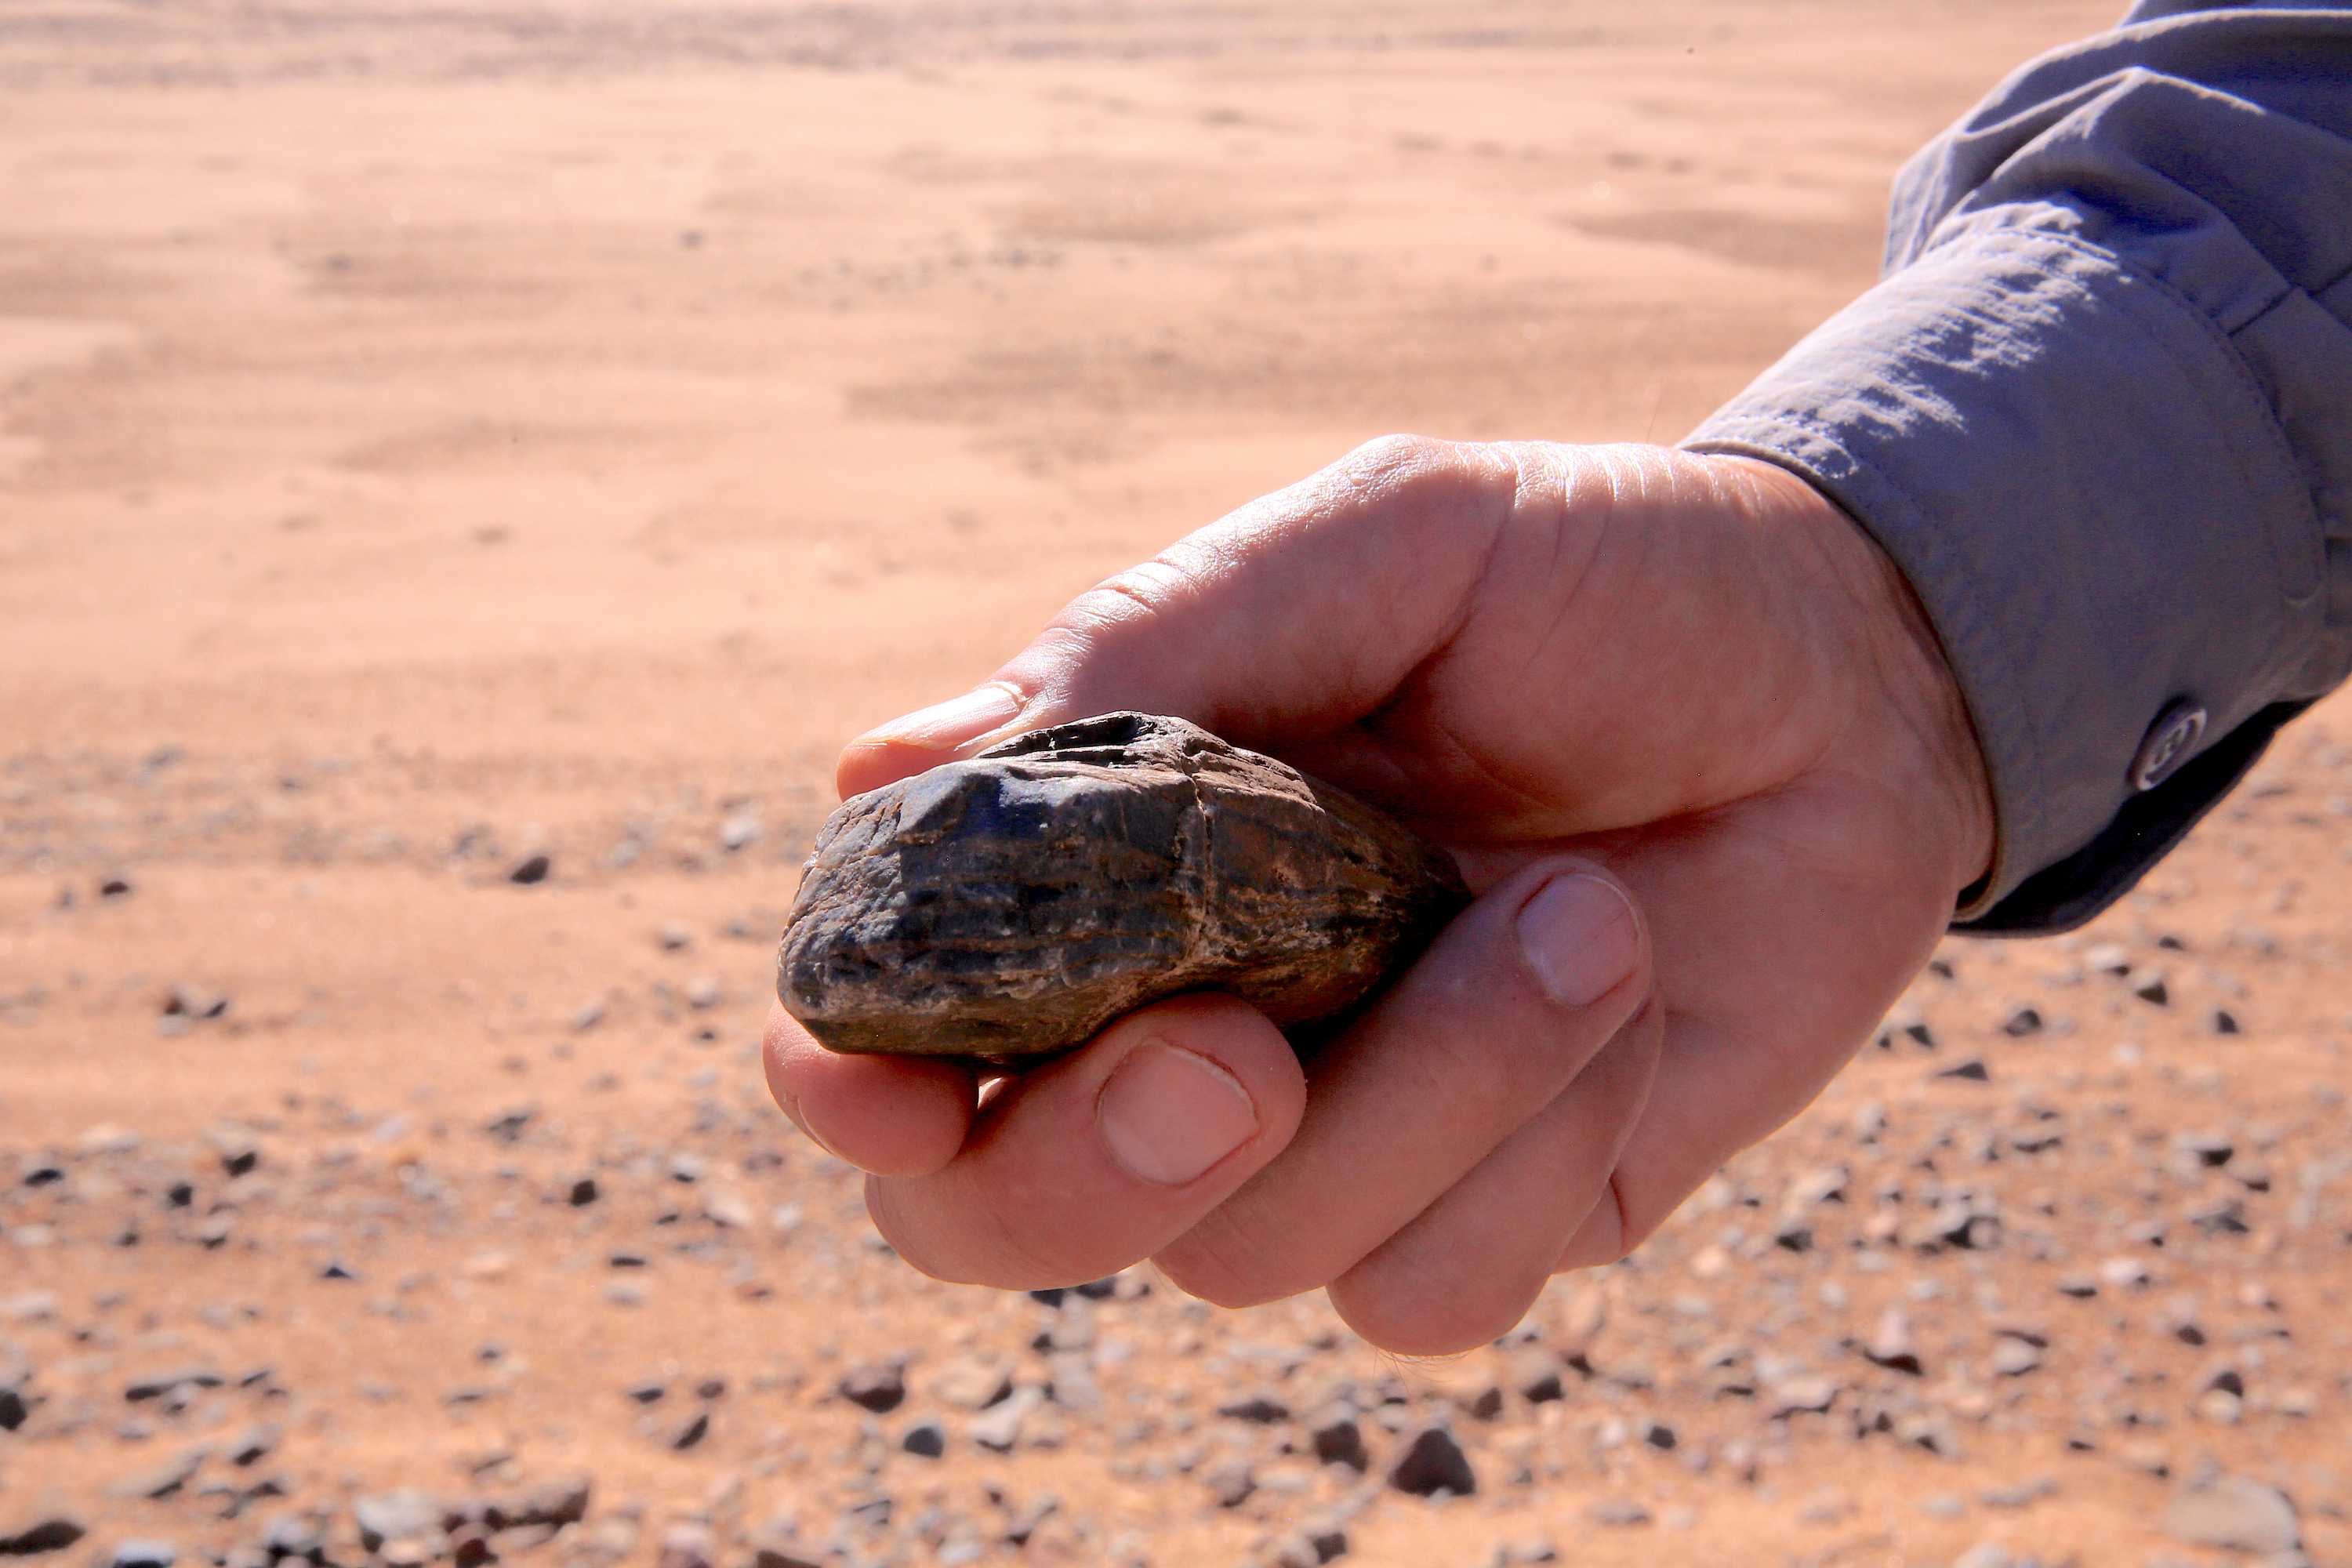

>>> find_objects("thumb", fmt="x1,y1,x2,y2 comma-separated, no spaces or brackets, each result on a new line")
837,436,1516,797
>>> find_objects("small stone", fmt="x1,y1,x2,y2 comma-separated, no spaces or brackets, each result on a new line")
228,1424,281,1466
657,1524,714,1568
2164,1476,2299,1554
109,1544,176,1568
931,1357,1012,1410
2211,1007,2241,1035
1936,1058,1992,1082
1203,1459,1255,1508
354,1491,445,1554
1386,1425,1475,1498
2000,1005,2042,1037
838,1361,906,1414
1508,1346,1565,1403
971,1388,1041,1452
1991,1340,2041,1377
259,1514,324,1563
1586,1499,1650,1528
1216,1392,1290,1424
1864,1308,1922,1375
507,853,551,886
658,921,694,951
0,1515,86,1556
901,1419,946,1459
1951,1546,2013,1568
1309,1408,1367,1472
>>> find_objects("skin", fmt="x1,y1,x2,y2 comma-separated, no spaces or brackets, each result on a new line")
763,437,1995,1356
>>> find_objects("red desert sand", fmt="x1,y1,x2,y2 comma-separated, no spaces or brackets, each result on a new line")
2,2,2346,1563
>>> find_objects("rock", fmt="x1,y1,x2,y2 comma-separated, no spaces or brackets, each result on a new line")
507,854,551,886
1308,1407,1368,1472
931,1356,1012,1410
1386,1424,1475,1498
258,1515,325,1564
838,1361,906,1414
778,713,1468,1056
901,1419,947,1458
492,1475,590,1529
1508,1347,1566,1403
971,1388,1042,1453
111,1447,205,1501
1203,1460,1255,1508
109,1544,175,1568
125,1367,224,1403
1217,1392,1290,1424
656,1524,713,1568
1585,1499,1650,1528
1999,1004,2043,1037
2164,1476,2299,1554
354,1491,445,1554
0,1514,85,1556
228,1423,281,1466
1864,1308,1922,1375
1951,1546,2013,1568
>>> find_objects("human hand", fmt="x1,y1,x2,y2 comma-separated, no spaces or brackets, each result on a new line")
764,437,1993,1354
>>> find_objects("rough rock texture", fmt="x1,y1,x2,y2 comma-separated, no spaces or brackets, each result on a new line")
778,713,1469,1057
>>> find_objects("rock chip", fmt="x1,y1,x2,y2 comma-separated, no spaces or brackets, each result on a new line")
779,713,1468,1056
2163,1475,2299,1554
0,1514,85,1557
1386,1424,1476,1498
837,1361,906,1414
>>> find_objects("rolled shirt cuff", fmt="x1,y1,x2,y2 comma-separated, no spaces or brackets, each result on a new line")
1685,227,2325,931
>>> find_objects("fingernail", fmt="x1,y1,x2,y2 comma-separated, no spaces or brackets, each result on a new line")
867,684,1024,750
1097,1040,1259,1187
1516,873,1640,1008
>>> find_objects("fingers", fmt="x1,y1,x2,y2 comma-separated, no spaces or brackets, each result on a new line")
836,436,1519,797
862,993,1308,1289
1325,1004,1663,1356
762,1004,975,1177
1149,858,1653,1312
1553,785,1955,1270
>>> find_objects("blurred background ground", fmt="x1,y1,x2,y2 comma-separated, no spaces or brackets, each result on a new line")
3,2,2348,1564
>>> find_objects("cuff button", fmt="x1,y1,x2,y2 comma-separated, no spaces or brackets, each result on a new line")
2129,699,2208,792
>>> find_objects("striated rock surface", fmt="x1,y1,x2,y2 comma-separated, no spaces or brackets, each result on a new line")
777,713,1468,1057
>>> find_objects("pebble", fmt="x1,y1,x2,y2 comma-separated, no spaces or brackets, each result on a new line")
109,1544,175,1568
507,853,551,886
1308,1407,1368,1472
1385,1425,1475,1498
1203,1459,1255,1508
2163,1475,2299,1554
838,1361,907,1414
901,1419,947,1459
656,1524,714,1568
353,1491,446,1553
0,1515,87,1556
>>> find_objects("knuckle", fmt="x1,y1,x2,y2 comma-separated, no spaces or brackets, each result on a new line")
1152,1213,1299,1310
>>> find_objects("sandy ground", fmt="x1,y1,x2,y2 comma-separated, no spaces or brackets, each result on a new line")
5,2,2350,1564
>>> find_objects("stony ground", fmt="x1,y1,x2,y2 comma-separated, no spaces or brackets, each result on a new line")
4,1,2348,1564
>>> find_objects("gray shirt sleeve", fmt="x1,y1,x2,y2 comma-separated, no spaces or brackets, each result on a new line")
1683,0,2352,933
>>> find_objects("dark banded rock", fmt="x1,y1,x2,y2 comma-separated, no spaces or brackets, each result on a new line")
779,713,1467,1058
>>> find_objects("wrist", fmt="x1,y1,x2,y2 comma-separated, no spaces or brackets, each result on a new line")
1713,455,1998,903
